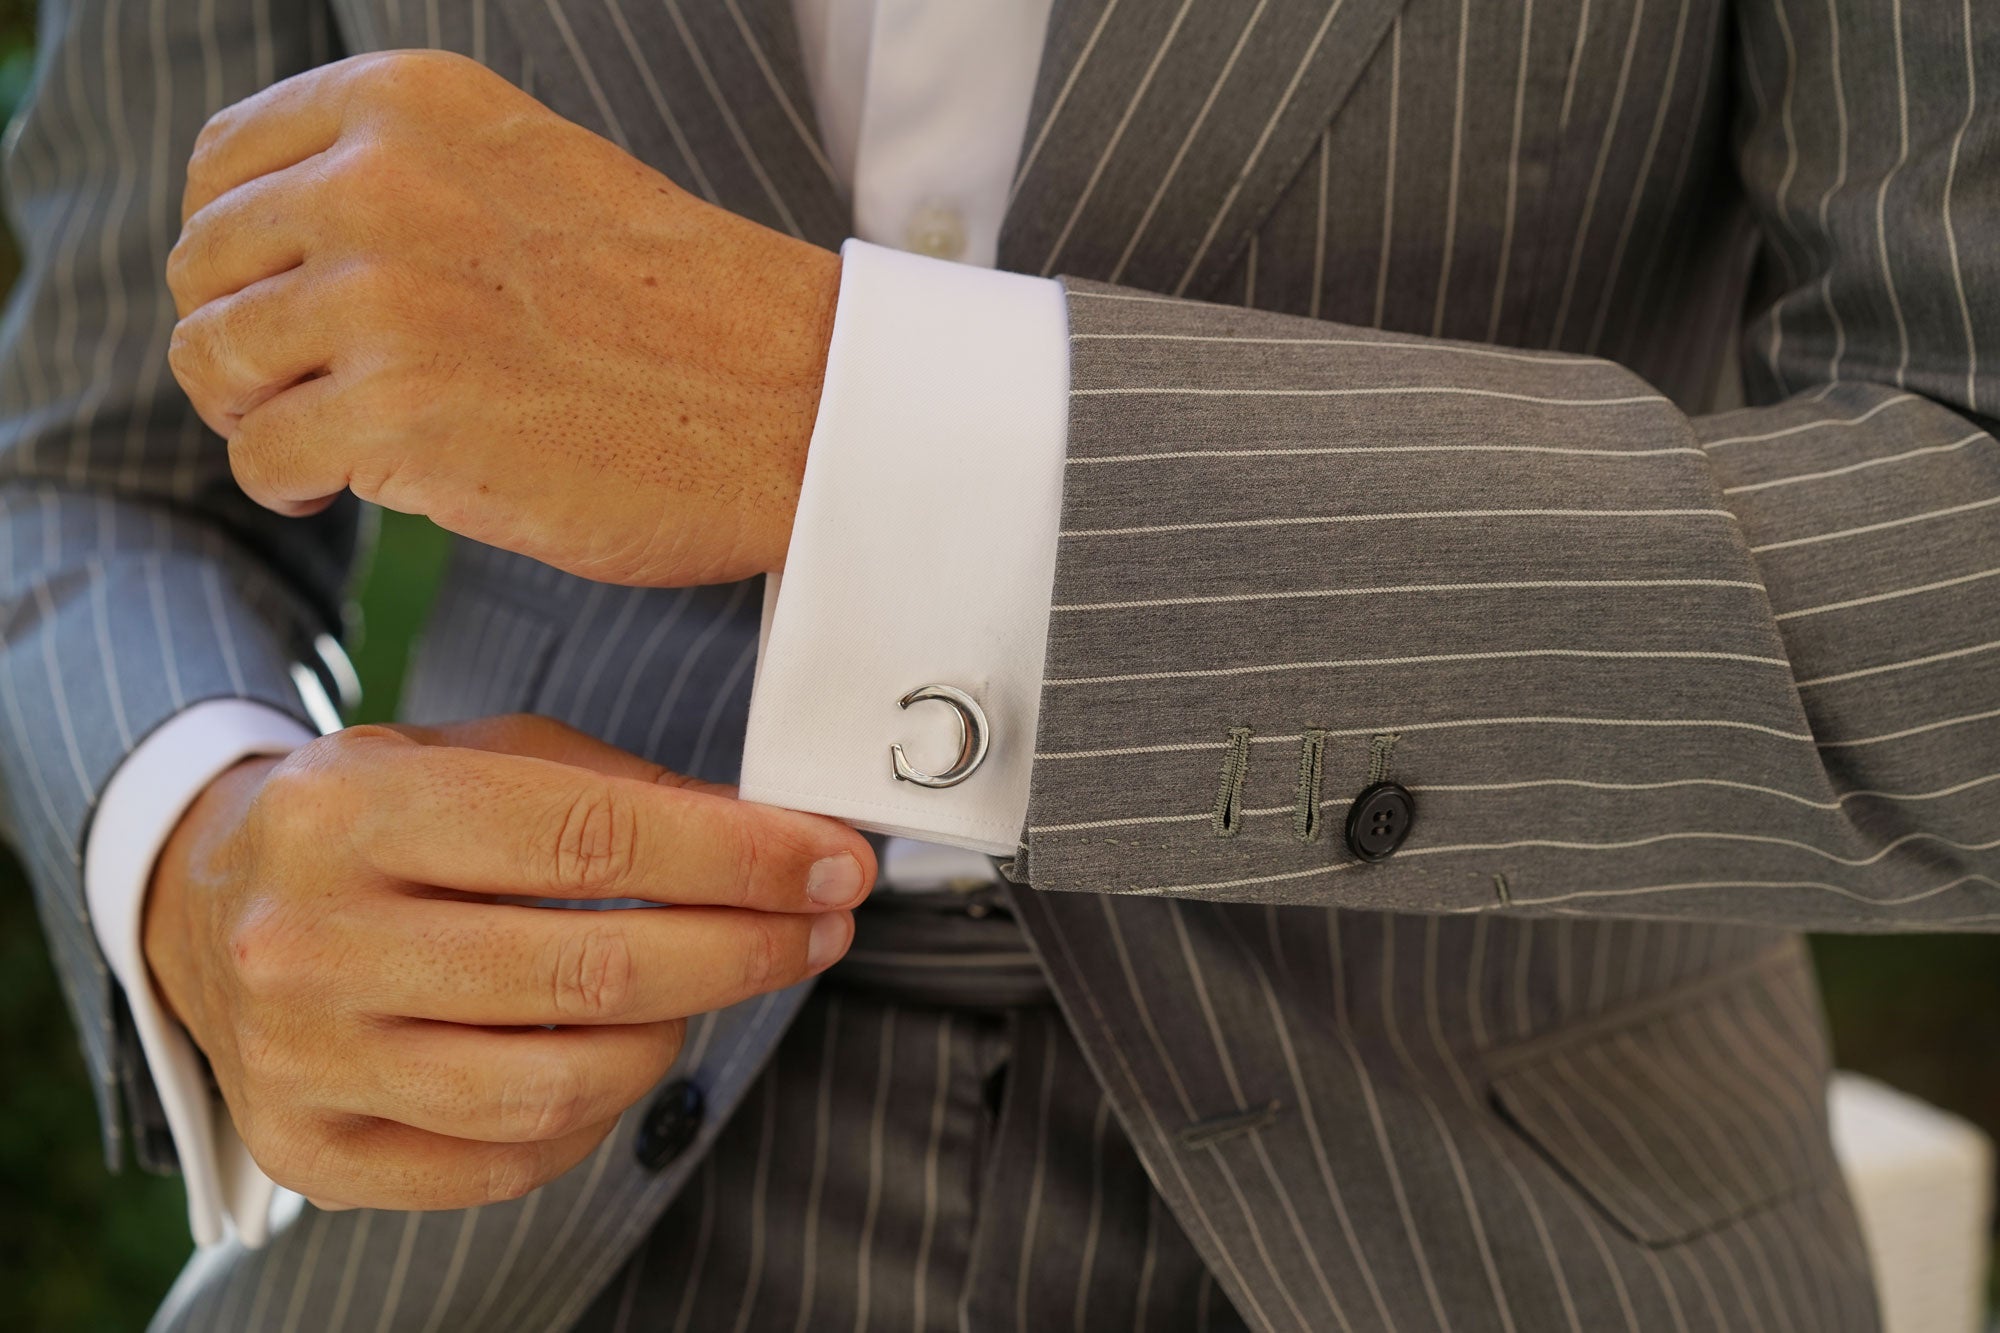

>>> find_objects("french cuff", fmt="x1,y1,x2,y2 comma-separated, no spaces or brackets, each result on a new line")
740,238,1070,856
85,699,314,1249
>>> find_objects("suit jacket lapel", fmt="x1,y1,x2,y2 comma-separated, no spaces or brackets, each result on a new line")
1001,0,1411,297
491,0,849,249
494,0,1409,297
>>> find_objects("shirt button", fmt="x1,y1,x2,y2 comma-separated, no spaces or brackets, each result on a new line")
905,202,967,261
633,1077,704,1171
1344,782,1416,862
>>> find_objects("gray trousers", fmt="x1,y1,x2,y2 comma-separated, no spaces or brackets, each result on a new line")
574,897,1236,1332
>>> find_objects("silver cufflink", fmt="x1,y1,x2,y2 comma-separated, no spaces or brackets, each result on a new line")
890,684,989,788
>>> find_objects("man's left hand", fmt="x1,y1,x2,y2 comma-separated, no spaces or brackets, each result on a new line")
167,49,840,587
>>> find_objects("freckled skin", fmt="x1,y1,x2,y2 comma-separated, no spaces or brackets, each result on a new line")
144,716,875,1213
149,52,874,1212
165,48,842,588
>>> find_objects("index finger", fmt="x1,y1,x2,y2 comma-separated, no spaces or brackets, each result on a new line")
181,55,371,223
348,739,877,912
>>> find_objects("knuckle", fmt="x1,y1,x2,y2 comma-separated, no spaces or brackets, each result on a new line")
759,821,821,888
342,449,407,511
252,753,345,843
737,918,785,995
191,105,235,152
497,1061,591,1141
365,48,488,105
226,427,281,501
358,47,448,86
506,714,574,746
185,111,235,188
227,906,309,997
326,722,410,756
345,52,413,104
548,924,636,1020
248,732,406,860
496,712,545,731
306,724,412,785
480,1147,545,1205
167,205,232,292
255,1108,358,1198
167,310,220,384
233,1108,281,1167
722,817,762,909
243,1120,316,1191
330,138,402,206
549,789,637,893
163,233,197,299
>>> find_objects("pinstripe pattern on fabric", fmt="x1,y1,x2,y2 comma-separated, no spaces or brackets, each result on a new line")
1,0,837,1323
1009,888,1881,1333
149,992,812,1333
1016,0,2000,925
570,988,1236,1333
486,0,847,251
1486,945,1841,1245
1000,0,1412,296
6,0,1981,1326
0,0,354,1169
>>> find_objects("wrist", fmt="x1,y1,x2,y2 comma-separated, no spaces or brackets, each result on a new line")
142,755,279,1036
756,240,842,576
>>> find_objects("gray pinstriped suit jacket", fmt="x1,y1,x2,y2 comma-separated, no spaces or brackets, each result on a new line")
3,0,1994,1327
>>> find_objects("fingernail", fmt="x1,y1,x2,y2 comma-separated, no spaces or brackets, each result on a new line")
806,853,863,906
807,912,851,972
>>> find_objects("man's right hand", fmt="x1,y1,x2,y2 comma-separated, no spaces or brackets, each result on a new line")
141,714,875,1213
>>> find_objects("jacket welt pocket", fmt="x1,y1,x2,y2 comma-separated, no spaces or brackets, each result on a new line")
1485,947,1840,1246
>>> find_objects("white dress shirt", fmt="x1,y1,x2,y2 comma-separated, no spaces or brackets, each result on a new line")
743,0,1064,857
88,0,1067,1246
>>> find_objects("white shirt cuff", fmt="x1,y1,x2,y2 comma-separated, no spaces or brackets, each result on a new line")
740,238,1070,856
84,699,314,1249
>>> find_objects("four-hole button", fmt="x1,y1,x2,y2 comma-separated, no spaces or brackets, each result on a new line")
1344,782,1416,862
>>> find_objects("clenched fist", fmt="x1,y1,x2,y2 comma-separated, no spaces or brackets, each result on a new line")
166,49,840,587
142,715,875,1212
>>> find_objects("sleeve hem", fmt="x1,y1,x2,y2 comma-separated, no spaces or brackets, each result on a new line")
740,238,1070,855
84,699,313,1247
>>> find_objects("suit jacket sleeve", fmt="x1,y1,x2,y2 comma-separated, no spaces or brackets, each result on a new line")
1014,0,2000,932
0,0,349,1169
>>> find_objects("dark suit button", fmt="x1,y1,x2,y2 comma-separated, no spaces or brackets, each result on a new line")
633,1078,704,1171
1344,782,1415,861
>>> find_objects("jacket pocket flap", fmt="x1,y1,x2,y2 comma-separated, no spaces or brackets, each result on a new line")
1487,949,1839,1246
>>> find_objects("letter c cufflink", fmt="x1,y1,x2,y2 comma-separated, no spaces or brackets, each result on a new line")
890,685,989,789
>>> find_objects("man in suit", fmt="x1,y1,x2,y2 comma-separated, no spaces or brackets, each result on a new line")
3,0,1994,1328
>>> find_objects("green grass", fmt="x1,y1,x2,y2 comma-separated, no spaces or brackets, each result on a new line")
0,892,192,1332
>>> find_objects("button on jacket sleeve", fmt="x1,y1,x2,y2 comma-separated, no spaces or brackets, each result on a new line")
1010,4,2000,929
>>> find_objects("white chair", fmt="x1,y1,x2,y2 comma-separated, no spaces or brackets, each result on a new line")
1830,1073,1994,1333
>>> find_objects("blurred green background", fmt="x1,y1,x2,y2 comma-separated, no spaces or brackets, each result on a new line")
0,4,1995,1329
